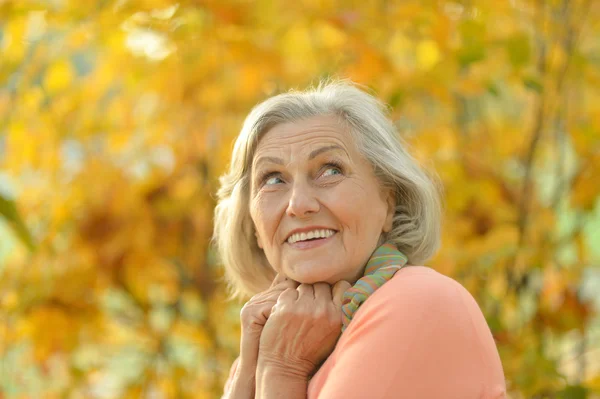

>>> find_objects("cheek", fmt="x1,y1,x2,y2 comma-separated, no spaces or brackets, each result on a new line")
330,181,386,230
249,199,265,237
251,194,282,243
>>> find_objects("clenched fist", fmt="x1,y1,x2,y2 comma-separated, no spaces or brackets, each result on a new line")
257,280,351,379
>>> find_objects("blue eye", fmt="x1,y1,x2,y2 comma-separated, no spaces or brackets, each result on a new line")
322,167,341,177
321,162,343,178
265,175,284,185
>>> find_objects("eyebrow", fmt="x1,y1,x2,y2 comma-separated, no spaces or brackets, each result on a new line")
308,145,345,160
253,145,346,169
254,156,284,167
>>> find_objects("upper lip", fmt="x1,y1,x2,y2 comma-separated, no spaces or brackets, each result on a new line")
284,226,338,243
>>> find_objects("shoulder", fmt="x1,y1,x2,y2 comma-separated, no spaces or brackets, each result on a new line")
346,265,490,342
334,266,506,396
344,265,503,367
360,265,472,314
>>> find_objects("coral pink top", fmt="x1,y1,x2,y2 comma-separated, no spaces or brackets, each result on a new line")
225,266,506,398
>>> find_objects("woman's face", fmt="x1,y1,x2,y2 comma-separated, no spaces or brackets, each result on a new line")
249,115,395,285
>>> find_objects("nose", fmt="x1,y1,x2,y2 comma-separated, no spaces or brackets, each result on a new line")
286,181,320,218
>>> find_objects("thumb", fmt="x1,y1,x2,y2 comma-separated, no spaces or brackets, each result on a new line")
332,280,352,308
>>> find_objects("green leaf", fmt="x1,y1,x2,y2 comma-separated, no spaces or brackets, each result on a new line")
559,385,588,399
524,76,543,93
506,33,531,68
0,194,35,252
457,19,486,67
388,89,405,108
486,81,500,97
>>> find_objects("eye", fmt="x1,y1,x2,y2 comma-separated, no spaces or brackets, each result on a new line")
263,174,284,186
320,162,343,178
322,167,341,177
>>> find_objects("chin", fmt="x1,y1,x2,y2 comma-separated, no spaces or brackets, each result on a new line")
286,264,339,285
293,275,328,285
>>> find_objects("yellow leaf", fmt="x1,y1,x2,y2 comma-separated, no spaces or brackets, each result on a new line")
488,272,508,298
22,87,45,111
25,305,77,361
156,375,177,397
315,21,347,49
6,121,37,169
456,76,486,96
571,161,600,209
44,60,74,94
387,32,413,71
123,255,180,305
416,39,441,70
0,291,19,312
345,45,388,83
3,17,26,62
281,24,318,76
107,131,132,153
237,64,263,100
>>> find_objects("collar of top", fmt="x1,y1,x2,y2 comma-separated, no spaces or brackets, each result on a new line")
341,243,408,332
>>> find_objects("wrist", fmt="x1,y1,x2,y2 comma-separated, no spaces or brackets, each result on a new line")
256,359,308,399
236,359,256,378
239,331,261,368
257,353,312,380
227,362,255,399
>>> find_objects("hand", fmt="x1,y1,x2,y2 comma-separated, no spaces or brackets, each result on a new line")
257,280,352,379
238,274,300,371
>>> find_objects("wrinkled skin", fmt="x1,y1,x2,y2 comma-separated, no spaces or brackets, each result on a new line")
258,280,351,378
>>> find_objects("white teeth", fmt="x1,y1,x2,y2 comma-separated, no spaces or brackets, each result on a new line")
287,229,336,244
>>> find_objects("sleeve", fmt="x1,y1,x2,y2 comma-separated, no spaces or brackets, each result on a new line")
316,270,506,399
222,356,240,398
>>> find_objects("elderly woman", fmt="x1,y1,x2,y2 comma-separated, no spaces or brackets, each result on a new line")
214,81,506,398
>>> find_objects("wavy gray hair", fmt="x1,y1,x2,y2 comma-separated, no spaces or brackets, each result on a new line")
213,80,442,299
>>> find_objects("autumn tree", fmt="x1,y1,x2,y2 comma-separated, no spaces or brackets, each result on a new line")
1,0,599,398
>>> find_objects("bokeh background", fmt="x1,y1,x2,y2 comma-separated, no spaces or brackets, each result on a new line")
1,0,599,398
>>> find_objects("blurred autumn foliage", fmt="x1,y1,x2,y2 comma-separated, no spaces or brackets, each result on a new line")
0,0,599,398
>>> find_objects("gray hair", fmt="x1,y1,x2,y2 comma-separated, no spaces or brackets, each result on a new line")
213,80,442,300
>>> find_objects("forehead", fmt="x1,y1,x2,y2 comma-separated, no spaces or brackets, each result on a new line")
254,115,355,158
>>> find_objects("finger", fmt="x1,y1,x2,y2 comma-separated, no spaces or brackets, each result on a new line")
313,282,332,301
332,280,352,308
273,278,299,292
270,303,279,314
261,289,288,318
262,297,279,319
278,287,299,304
296,283,314,300
250,288,292,323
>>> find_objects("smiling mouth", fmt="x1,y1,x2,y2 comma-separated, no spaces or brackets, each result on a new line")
286,229,337,244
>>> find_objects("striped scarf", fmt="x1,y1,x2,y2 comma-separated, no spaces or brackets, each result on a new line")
341,243,408,332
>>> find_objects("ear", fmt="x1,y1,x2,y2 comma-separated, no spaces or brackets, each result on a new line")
254,229,264,249
382,189,395,233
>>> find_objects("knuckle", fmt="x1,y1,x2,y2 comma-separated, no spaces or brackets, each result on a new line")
240,303,253,318
275,280,297,290
240,296,266,316
247,293,262,304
